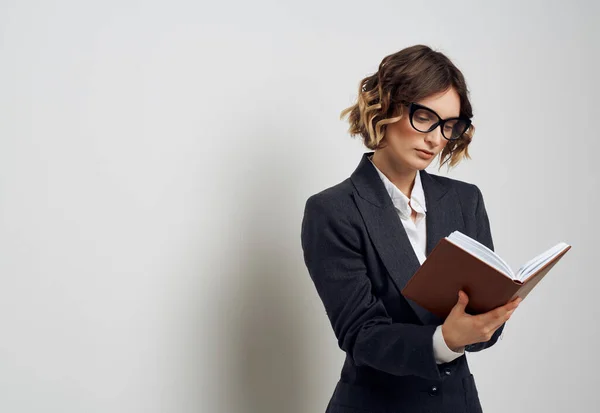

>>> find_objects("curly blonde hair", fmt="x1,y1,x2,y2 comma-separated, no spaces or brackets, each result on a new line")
340,45,476,170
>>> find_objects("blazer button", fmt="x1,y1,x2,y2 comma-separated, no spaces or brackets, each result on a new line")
429,385,439,396
444,368,452,376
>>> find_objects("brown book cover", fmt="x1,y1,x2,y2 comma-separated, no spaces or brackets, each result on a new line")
401,237,571,319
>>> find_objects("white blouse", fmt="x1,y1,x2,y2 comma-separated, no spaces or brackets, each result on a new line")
368,155,464,364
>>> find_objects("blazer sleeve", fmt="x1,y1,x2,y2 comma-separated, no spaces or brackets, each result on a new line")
465,184,505,353
301,194,443,381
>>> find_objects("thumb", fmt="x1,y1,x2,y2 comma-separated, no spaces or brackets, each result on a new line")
452,290,469,314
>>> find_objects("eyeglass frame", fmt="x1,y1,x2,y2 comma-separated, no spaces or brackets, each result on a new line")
405,102,472,141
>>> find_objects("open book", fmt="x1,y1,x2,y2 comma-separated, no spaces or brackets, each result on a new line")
401,231,571,318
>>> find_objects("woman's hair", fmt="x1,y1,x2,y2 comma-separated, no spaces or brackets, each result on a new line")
340,44,476,170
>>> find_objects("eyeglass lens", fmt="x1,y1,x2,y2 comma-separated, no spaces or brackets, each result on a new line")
411,107,469,140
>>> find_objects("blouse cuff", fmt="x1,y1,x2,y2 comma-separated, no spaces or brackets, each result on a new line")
433,324,465,364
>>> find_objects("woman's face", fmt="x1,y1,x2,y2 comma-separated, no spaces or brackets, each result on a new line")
381,87,461,172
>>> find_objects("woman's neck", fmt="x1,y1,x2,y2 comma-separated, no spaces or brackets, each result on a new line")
371,150,417,198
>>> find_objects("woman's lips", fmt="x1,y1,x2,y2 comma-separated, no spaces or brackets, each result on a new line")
416,149,434,158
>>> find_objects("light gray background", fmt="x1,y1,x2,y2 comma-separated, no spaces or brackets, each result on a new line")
0,1,598,412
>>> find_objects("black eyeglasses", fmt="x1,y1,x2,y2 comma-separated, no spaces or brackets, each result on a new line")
406,102,471,141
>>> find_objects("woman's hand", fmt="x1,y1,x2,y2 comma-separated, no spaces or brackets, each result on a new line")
441,290,522,351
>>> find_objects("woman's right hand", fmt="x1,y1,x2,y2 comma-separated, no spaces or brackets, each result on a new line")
441,290,522,351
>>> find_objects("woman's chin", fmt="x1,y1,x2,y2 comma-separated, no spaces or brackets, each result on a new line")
389,150,434,170
410,156,433,169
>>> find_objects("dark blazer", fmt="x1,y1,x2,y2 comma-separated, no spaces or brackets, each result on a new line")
301,152,505,413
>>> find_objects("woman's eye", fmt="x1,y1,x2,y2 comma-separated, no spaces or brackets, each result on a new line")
417,117,430,122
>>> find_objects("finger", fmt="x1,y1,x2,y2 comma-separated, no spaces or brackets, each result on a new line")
504,298,521,312
451,290,469,314
477,303,513,326
485,319,507,340
475,307,513,339
489,309,514,331
497,297,520,314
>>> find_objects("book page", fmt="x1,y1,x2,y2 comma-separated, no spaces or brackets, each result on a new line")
446,231,514,277
516,242,570,282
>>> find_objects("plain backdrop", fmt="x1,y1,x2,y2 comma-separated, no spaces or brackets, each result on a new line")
1,1,598,412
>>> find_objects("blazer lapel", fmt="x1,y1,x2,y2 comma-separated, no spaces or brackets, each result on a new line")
420,167,466,258
350,152,465,325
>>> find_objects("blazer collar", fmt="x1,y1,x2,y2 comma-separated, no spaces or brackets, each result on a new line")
350,151,464,325
350,151,448,210
368,154,427,218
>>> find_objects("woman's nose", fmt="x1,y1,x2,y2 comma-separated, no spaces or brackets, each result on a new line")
425,125,444,145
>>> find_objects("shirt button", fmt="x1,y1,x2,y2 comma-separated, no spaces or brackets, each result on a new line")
444,368,452,376
429,385,438,396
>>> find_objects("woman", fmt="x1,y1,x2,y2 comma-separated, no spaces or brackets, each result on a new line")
300,44,522,413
